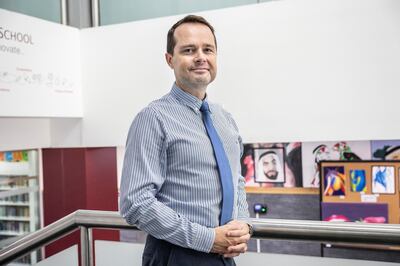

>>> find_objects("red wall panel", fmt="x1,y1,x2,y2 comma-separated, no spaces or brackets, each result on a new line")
42,149,65,225
85,147,118,211
42,147,119,259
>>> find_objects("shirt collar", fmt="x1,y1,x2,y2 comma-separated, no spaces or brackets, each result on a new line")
170,83,212,113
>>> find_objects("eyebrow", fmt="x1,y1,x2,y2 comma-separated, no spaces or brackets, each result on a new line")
178,44,215,49
179,44,196,49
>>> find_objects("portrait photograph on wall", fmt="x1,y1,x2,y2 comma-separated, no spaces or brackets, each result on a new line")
254,147,285,183
323,166,346,196
241,143,302,187
372,166,395,194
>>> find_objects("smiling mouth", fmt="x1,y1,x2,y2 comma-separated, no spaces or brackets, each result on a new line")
191,69,209,74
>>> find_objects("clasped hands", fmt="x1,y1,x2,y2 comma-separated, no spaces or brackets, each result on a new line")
211,220,251,258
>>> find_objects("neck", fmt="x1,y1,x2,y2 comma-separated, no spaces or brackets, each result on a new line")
176,81,206,100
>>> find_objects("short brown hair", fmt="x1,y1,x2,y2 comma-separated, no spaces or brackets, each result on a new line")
167,15,217,55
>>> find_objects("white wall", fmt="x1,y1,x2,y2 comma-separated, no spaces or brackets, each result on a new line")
2,0,400,151
34,245,78,266
80,18,175,146
0,117,83,151
80,0,400,147
49,118,82,147
0,118,51,151
212,0,400,143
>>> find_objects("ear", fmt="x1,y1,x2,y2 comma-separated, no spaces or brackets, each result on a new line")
165,53,174,69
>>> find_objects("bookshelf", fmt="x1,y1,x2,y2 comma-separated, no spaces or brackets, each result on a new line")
0,150,40,264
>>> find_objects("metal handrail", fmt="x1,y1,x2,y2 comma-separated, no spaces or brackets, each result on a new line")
1,209,400,265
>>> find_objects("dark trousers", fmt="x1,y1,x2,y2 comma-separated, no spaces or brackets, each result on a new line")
142,235,236,266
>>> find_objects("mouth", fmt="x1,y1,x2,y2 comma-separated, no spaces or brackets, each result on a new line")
190,68,209,73
267,170,277,175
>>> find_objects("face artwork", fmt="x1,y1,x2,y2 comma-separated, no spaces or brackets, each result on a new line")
255,149,285,183
261,153,280,180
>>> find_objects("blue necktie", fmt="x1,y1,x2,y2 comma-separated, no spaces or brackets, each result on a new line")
200,101,234,225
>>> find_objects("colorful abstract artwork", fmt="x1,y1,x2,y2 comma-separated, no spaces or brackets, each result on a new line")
321,202,388,223
372,166,395,194
302,141,371,188
241,144,257,187
0,151,29,162
284,142,303,187
371,140,400,160
350,169,367,192
323,166,345,196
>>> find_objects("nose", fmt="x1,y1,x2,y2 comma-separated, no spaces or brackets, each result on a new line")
194,50,206,63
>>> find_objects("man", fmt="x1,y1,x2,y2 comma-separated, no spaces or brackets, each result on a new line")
120,15,251,266
256,150,284,182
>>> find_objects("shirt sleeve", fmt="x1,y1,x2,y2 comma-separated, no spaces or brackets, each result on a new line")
119,106,215,253
225,111,250,220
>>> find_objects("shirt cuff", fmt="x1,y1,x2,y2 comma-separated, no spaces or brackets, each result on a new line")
191,224,216,253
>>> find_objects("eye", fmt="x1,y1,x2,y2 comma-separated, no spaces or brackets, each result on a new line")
182,48,194,54
204,48,214,53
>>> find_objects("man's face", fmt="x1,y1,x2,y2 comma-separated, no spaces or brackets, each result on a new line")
261,154,279,180
165,23,217,92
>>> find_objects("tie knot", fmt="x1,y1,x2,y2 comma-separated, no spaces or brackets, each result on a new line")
200,101,210,113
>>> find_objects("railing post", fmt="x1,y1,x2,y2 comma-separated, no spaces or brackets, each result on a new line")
91,0,100,27
80,226,93,266
88,228,94,266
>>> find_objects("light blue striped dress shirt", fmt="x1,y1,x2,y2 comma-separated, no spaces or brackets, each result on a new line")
120,83,249,253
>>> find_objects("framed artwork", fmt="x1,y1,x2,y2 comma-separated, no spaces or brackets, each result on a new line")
323,166,345,196
254,147,285,183
302,141,371,188
321,202,388,223
350,169,367,192
240,144,257,187
372,166,395,194
284,142,303,187
371,140,400,160
241,142,302,187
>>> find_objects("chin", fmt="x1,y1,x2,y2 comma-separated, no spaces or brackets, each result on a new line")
192,79,211,87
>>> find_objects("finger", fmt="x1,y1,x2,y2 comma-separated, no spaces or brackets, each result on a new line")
226,228,248,237
238,233,251,242
226,230,244,237
229,243,246,253
224,228,244,237
227,243,247,253
227,220,247,229
223,252,240,258
225,223,242,230
227,220,248,230
226,229,249,237
225,234,250,247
